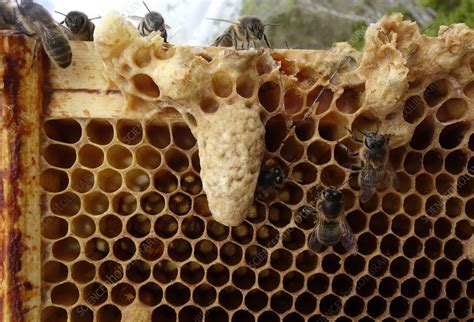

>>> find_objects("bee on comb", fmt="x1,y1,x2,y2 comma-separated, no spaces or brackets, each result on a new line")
301,187,357,253
210,16,278,49
55,10,100,41
338,122,397,202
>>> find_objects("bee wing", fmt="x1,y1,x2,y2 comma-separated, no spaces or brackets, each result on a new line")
127,15,144,21
359,164,384,203
340,217,358,254
212,32,233,47
32,20,51,40
308,230,324,253
360,186,376,203
306,207,322,253
384,162,400,190
33,21,72,68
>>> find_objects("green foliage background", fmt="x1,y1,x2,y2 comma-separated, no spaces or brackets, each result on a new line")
240,0,474,50
347,0,474,49
420,0,474,35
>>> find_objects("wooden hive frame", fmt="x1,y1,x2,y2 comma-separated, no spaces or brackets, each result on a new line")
0,13,473,322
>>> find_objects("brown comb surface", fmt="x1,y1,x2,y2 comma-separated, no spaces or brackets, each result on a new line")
0,13,473,322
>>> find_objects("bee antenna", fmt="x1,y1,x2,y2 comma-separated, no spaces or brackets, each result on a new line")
90,16,102,21
54,11,67,17
206,17,239,25
335,175,352,189
142,1,151,13
353,127,366,136
264,23,280,27
343,175,352,186
314,186,324,198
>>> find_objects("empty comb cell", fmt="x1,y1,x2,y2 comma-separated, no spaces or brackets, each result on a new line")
0,11,472,322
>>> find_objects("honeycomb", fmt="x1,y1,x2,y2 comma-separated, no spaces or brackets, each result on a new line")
0,12,473,322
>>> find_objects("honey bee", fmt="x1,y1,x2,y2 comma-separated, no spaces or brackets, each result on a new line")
339,125,393,202
132,2,168,42
16,0,72,68
0,2,16,30
55,11,99,41
210,16,276,49
303,187,357,253
255,160,285,201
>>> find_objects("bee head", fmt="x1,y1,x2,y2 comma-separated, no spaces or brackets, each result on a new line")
364,132,387,150
19,0,34,11
248,17,265,40
322,188,343,218
145,12,164,31
322,188,342,202
65,11,87,33
272,167,284,186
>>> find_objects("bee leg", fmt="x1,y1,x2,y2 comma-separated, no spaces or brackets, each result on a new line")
212,35,221,47
245,35,251,49
344,126,363,143
230,29,238,49
351,132,363,143
6,27,35,37
254,187,267,202
350,164,362,172
338,142,359,157
263,33,271,48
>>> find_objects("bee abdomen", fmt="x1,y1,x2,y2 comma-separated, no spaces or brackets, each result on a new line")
361,166,384,185
318,222,342,245
42,32,72,68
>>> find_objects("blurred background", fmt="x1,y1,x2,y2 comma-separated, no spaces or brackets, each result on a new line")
39,0,474,49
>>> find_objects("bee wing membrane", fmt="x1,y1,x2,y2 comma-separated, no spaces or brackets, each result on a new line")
360,186,376,203
34,21,72,68
359,167,378,203
340,218,358,254
304,206,323,253
308,230,324,253
385,162,400,190
127,15,144,21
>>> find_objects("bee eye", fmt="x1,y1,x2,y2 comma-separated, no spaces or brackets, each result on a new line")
365,139,372,149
